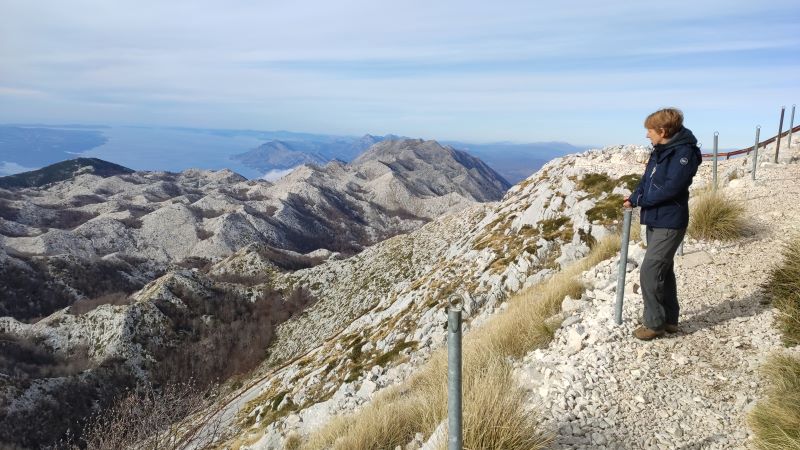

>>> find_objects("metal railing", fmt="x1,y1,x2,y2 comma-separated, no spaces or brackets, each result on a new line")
700,108,798,160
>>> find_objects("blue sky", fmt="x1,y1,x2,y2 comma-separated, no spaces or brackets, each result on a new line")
1,0,798,148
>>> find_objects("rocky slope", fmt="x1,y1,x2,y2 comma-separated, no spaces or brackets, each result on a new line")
517,134,800,449
221,135,800,450
0,140,646,448
0,139,507,320
177,144,650,448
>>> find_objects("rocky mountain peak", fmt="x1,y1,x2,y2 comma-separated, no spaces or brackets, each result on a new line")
352,138,511,202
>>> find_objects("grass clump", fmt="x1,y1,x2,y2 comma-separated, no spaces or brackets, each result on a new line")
618,174,642,193
374,341,418,367
747,353,800,449
460,355,551,449
687,190,746,241
578,173,616,196
587,194,625,225
763,236,800,346
539,216,573,242
300,235,622,449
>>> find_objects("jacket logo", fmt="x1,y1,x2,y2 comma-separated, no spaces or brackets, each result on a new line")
680,157,689,165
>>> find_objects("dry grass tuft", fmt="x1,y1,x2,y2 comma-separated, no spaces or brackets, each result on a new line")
748,353,800,449
459,355,552,449
283,431,302,450
764,236,800,346
687,190,746,241
300,234,622,449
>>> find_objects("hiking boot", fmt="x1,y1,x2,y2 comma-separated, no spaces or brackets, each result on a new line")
633,326,665,341
664,324,679,334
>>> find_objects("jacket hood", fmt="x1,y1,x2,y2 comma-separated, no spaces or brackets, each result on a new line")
655,127,698,152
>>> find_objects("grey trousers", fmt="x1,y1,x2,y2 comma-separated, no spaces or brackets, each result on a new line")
640,226,686,330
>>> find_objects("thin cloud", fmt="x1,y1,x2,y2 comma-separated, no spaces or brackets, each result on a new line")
0,0,798,147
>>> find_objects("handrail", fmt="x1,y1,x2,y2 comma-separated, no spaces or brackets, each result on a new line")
701,124,800,159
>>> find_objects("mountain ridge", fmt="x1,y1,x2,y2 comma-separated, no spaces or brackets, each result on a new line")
0,139,508,321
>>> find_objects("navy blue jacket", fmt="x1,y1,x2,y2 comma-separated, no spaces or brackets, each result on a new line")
629,127,702,229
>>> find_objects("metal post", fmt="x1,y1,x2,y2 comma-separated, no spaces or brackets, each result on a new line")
677,240,684,257
752,126,761,181
789,105,796,149
712,132,719,190
615,208,633,325
447,296,462,450
775,106,785,163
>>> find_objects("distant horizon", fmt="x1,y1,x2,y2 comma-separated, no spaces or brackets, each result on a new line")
1,121,597,148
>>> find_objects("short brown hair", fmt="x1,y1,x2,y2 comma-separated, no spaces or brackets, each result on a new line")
644,108,683,138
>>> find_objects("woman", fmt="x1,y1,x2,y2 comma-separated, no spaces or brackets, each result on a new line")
624,108,702,340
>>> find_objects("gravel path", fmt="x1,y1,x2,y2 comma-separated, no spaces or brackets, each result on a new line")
517,138,800,449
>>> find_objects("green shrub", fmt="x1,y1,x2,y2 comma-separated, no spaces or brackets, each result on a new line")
578,173,616,196
587,194,625,225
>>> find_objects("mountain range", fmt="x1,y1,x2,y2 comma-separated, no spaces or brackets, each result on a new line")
0,139,508,321
0,124,588,183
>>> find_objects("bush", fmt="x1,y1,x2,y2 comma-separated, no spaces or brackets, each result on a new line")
687,190,746,241
69,194,106,207
586,194,626,226
208,271,272,287
117,216,143,229
0,255,146,320
150,285,314,389
73,381,225,450
196,227,214,240
68,292,130,316
0,344,131,449
578,173,617,196
748,353,800,449
175,256,212,271
763,236,800,346
187,204,226,220
52,209,98,229
0,332,91,380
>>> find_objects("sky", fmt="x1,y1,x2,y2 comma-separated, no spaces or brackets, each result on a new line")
1,0,799,149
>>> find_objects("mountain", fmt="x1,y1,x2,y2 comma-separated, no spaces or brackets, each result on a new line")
230,141,328,171
0,157,133,189
351,138,510,202
0,139,508,321
0,124,581,184
232,135,580,184
231,134,397,173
